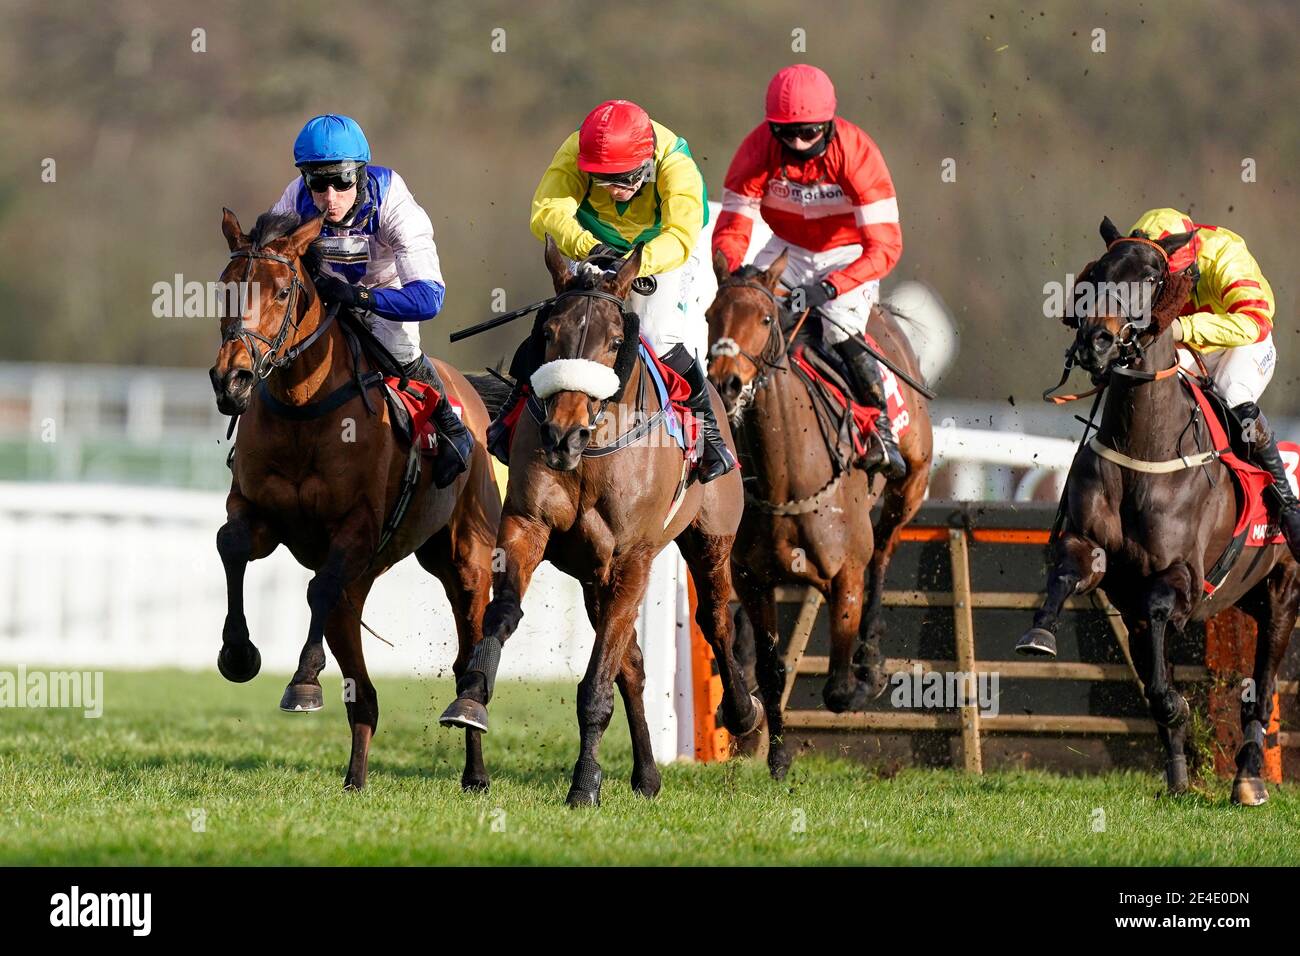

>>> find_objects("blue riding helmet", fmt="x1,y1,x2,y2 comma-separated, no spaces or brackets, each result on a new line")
293,114,371,168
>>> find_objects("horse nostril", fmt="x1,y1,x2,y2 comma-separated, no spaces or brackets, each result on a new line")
540,423,562,451
722,375,742,399
225,368,254,393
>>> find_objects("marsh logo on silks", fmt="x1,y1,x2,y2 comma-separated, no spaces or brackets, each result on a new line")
49,886,151,936
889,663,1000,717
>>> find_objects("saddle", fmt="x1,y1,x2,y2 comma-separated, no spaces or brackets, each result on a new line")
786,323,910,466
1179,374,1300,594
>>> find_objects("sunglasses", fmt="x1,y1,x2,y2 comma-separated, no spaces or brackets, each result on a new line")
770,122,827,143
590,162,649,189
303,169,360,193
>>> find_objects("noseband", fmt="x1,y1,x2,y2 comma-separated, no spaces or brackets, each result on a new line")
707,279,790,403
540,286,636,429
224,247,332,379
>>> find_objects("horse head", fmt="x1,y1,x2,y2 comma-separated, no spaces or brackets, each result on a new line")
531,235,642,471
1067,216,1196,381
210,209,324,415
705,248,789,419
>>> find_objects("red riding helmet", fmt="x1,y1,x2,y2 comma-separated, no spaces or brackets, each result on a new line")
765,65,837,124
577,100,655,174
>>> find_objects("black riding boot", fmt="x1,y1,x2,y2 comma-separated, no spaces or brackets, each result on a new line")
659,343,736,484
1234,401,1300,561
402,355,474,488
832,338,906,480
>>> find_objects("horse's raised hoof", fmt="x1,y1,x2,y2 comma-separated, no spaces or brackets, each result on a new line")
731,694,765,736
279,682,323,713
217,643,261,683
1231,776,1269,807
439,697,489,732
461,774,490,794
1016,628,1057,657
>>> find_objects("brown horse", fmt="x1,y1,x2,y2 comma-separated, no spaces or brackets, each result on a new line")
210,209,501,791
1018,217,1299,805
439,237,762,806
706,251,934,778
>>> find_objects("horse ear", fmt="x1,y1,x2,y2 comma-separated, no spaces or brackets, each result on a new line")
1156,230,1195,258
544,234,570,293
712,248,731,285
222,208,246,251
1099,216,1122,246
284,215,324,258
609,243,644,299
763,249,789,290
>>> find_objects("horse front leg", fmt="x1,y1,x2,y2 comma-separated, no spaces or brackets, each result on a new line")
439,510,550,732
568,554,654,807
1016,531,1106,657
1234,560,1300,806
823,564,869,713
734,567,791,780
858,464,928,696
1130,565,1194,795
281,506,378,713
677,527,763,737
215,492,278,683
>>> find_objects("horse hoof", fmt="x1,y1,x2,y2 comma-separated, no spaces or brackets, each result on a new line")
279,682,323,713
217,644,261,683
343,777,366,792
732,694,765,736
631,770,662,799
439,697,489,732
768,748,792,781
566,787,601,808
1165,755,1189,794
461,775,490,794
1016,628,1057,657
1231,776,1269,807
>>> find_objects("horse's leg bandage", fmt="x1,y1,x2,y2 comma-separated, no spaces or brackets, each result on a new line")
531,359,621,401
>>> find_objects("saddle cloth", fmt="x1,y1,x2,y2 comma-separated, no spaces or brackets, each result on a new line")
790,331,911,458
384,377,462,458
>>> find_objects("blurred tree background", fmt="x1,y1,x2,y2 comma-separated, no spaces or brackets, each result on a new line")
0,0,1296,408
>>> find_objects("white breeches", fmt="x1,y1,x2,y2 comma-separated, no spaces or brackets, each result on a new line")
1178,335,1276,407
752,237,880,345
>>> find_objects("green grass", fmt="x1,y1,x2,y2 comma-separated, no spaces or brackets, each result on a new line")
0,670,1295,866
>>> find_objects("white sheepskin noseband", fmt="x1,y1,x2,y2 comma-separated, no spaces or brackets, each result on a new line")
531,359,621,401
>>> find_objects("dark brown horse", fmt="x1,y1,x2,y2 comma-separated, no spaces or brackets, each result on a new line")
439,237,762,806
706,251,934,778
211,209,501,791
1018,217,1299,805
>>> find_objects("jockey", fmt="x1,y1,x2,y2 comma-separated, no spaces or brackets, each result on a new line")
712,65,906,479
1130,208,1300,555
486,99,736,483
270,114,473,488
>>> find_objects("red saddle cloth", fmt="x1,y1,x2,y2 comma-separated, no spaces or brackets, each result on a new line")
1183,376,1298,551
790,332,910,458
385,377,462,457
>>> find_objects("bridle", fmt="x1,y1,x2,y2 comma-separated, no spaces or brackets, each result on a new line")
540,285,637,431
707,278,797,415
1046,237,1178,404
224,246,334,379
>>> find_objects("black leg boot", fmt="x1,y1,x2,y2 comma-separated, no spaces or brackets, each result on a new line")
659,343,736,484
486,322,547,466
1234,402,1300,561
402,355,474,488
832,338,906,480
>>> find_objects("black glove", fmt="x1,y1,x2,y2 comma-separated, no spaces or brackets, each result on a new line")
789,280,836,312
314,272,373,311
587,243,626,262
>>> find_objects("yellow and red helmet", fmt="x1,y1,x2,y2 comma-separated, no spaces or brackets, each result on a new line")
577,100,655,175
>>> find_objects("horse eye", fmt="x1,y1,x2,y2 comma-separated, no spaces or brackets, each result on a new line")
277,287,290,299
611,337,624,350
762,314,773,325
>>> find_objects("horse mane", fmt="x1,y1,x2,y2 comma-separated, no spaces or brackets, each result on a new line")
248,210,323,276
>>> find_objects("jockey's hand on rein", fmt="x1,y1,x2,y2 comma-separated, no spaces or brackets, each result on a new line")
791,280,837,312
314,272,373,311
